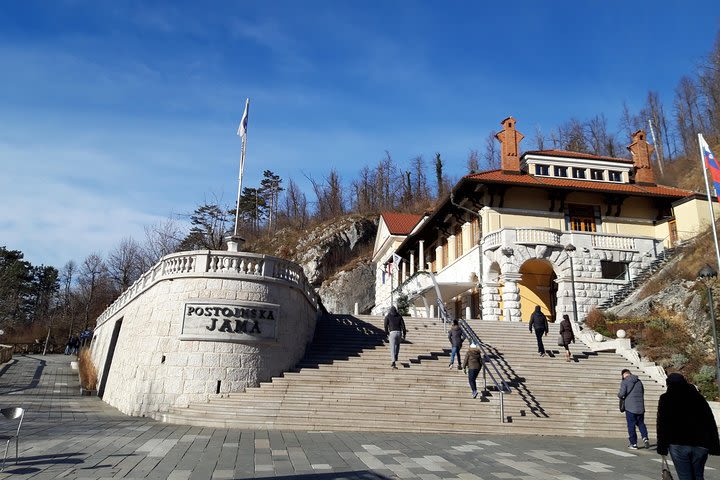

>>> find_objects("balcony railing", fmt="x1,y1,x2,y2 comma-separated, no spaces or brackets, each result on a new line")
482,228,655,254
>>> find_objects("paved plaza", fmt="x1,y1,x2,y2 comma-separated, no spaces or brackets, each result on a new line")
0,355,717,479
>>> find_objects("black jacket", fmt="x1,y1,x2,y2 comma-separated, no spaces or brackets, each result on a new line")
656,374,720,456
384,307,407,337
559,319,575,345
448,325,464,347
528,308,548,333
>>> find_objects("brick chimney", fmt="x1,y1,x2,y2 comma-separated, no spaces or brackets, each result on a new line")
627,130,656,185
495,117,524,173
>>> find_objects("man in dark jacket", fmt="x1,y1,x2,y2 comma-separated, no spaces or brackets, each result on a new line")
528,306,548,356
384,306,407,369
447,319,464,370
657,373,720,479
618,368,649,449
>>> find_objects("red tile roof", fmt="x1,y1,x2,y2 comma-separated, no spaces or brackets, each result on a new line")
525,149,634,164
464,170,694,198
381,212,423,235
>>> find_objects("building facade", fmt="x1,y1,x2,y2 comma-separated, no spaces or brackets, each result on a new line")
373,117,718,323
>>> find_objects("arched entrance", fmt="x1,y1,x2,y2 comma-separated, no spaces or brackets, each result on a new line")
518,259,557,322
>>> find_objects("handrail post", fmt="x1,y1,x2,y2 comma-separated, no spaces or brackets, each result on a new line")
500,391,505,423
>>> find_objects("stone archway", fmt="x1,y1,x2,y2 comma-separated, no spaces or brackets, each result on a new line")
519,259,557,323
482,245,573,322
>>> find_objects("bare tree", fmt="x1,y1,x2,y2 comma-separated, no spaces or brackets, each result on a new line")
283,178,309,227
533,126,545,150
107,237,144,292
466,149,480,173
78,253,108,329
483,132,500,169
142,219,183,268
309,169,345,220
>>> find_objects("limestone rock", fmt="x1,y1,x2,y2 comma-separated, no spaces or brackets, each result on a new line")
318,259,375,314
293,216,377,287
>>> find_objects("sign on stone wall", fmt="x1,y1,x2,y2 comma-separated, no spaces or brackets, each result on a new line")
180,301,279,343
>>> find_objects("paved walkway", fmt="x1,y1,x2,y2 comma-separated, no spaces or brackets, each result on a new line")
0,355,717,479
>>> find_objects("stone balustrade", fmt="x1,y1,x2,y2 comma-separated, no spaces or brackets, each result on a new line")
96,250,321,328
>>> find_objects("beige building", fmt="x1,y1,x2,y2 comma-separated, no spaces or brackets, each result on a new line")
373,117,719,323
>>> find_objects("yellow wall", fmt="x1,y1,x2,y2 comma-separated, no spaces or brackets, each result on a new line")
518,260,555,322
673,197,720,241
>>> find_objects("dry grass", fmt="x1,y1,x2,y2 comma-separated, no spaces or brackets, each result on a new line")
78,347,98,390
638,223,718,300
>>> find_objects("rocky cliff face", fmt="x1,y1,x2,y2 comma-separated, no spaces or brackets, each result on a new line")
318,259,375,315
257,215,378,314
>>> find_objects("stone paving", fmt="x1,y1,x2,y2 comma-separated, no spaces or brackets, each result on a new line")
0,355,718,479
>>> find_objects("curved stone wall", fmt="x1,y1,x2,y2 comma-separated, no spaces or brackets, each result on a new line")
90,250,320,417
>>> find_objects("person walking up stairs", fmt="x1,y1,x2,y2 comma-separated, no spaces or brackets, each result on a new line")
384,306,407,369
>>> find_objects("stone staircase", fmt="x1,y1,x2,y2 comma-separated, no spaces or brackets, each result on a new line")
160,314,664,438
599,245,683,309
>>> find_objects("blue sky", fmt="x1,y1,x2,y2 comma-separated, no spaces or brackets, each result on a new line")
1,1,719,268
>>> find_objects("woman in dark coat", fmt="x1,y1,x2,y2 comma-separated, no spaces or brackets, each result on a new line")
462,343,483,399
558,314,575,362
657,373,720,480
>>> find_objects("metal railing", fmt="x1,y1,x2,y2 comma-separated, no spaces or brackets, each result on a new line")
395,270,511,422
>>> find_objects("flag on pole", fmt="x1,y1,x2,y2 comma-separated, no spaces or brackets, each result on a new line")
237,98,249,138
700,134,720,202
392,253,402,272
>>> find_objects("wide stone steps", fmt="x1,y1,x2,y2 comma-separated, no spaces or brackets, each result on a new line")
161,314,662,437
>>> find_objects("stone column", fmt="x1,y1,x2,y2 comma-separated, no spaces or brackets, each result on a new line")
461,222,472,255
501,273,522,322
418,241,425,272
409,251,415,276
429,304,435,318
482,282,502,321
435,245,444,271
401,260,407,283
448,235,457,264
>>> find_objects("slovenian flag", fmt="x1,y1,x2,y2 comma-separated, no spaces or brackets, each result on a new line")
700,134,720,202
237,98,249,137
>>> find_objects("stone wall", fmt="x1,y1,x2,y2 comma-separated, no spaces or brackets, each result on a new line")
91,250,320,418
0,345,12,364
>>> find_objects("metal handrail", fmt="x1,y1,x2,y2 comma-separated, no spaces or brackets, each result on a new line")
398,271,512,423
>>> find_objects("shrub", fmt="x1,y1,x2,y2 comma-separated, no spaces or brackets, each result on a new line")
396,294,410,316
78,347,98,391
646,317,671,332
585,308,609,335
670,353,689,369
693,365,718,400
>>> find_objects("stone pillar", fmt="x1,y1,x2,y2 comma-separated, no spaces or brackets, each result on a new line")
418,241,425,272
429,304,435,318
409,251,415,276
461,222,472,255
435,245,444,271
482,282,502,321
501,273,522,322
401,260,407,283
465,306,471,319
448,235,457,263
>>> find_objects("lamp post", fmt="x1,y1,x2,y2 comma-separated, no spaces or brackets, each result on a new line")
698,264,720,391
564,244,579,323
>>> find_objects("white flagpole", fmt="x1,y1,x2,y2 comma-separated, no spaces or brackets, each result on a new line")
698,133,720,271
234,98,249,237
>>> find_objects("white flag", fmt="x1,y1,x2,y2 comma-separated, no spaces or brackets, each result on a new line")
392,253,402,272
237,98,249,137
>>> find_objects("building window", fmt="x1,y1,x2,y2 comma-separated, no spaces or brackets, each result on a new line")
567,204,597,232
590,169,604,180
535,164,549,176
555,166,568,177
572,167,586,179
608,170,621,182
601,261,628,280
